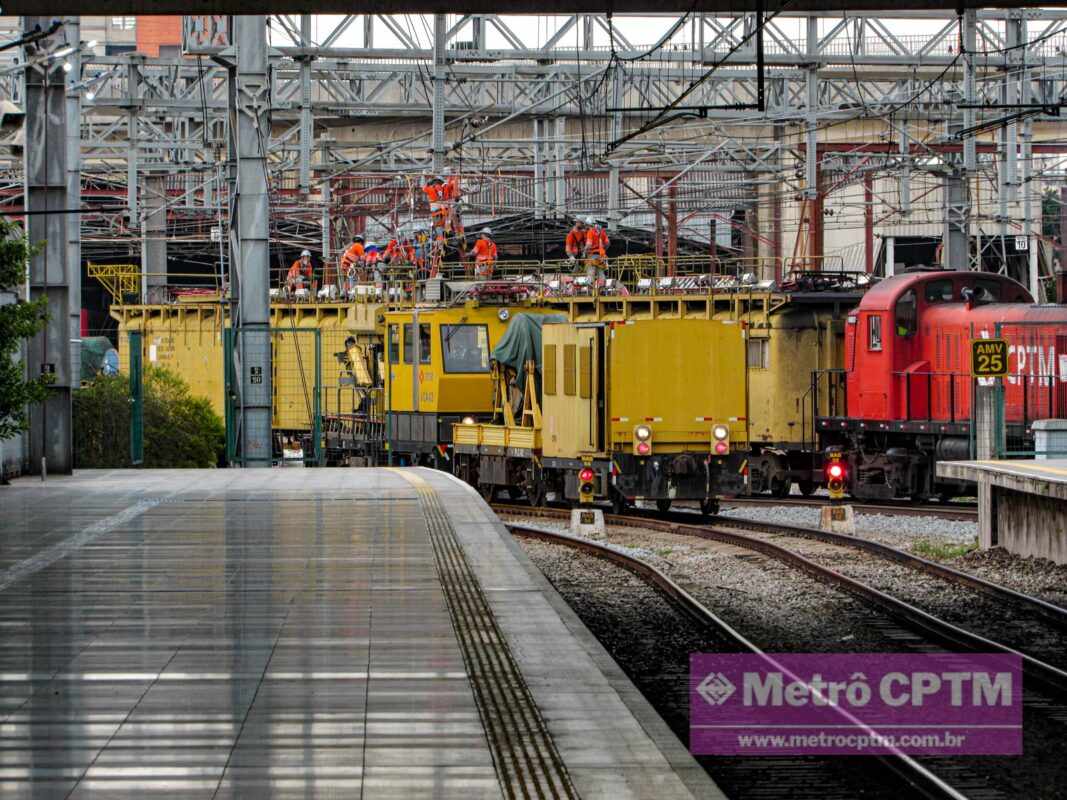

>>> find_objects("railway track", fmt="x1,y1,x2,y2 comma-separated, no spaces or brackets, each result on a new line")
716,495,978,522
496,503,1067,696
509,523,968,800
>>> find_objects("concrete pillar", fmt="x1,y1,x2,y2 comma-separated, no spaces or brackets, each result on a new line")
23,16,74,475
142,174,167,303
65,17,81,399
975,382,1004,548
230,16,272,466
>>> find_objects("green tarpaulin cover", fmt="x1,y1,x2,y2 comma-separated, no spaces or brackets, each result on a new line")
490,313,566,376
490,313,566,410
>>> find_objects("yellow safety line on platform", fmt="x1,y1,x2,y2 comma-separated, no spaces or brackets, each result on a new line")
975,460,1067,478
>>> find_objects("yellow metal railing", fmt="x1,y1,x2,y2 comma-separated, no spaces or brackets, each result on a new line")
87,262,140,303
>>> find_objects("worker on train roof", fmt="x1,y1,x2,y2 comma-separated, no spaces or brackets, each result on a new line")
468,228,497,280
565,218,587,263
286,249,313,292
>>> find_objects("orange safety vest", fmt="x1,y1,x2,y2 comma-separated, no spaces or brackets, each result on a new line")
565,228,585,256
340,243,364,270
585,227,609,256
472,238,497,262
442,176,461,201
288,259,312,280
423,183,445,203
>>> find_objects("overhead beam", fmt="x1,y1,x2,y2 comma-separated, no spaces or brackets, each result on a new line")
0,0,1052,11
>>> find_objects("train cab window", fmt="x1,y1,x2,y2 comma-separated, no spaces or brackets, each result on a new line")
441,324,490,373
924,279,954,304
973,279,1002,304
401,324,431,364
895,289,917,338
388,324,400,364
868,315,883,351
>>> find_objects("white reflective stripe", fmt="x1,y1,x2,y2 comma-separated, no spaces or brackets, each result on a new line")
0,499,160,593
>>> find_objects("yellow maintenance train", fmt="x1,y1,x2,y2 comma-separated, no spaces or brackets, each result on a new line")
110,273,863,505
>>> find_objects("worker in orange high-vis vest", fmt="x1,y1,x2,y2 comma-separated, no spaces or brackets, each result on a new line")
423,176,448,231
582,217,610,285
467,228,497,279
340,235,365,288
441,171,464,237
564,218,587,264
286,249,313,293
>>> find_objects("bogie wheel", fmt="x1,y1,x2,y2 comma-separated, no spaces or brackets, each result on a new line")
655,498,672,514
798,480,816,497
700,498,719,517
771,478,792,499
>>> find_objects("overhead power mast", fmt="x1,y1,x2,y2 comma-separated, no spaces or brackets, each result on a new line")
23,16,79,475
228,16,272,467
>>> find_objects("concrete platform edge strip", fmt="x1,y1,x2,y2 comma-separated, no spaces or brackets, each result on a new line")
394,468,580,800
421,468,728,800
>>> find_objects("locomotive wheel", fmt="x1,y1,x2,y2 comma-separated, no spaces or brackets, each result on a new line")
798,480,816,497
655,499,672,514
700,498,719,516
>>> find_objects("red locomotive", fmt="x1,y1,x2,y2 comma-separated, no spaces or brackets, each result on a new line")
816,269,1067,501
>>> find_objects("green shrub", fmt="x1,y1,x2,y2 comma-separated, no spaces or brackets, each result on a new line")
74,366,224,468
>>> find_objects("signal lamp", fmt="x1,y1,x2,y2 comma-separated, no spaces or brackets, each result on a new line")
714,441,728,455
578,467,596,504
712,424,729,441
633,424,653,456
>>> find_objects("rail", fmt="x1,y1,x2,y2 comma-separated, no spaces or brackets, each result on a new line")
501,504,1067,697
508,521,969,800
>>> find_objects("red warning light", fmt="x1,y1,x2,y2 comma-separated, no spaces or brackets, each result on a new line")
578,467,595,483
714,441,728,455
827,463,844,479
636,442,651,456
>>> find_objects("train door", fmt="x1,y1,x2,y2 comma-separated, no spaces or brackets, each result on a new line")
541,324,602,459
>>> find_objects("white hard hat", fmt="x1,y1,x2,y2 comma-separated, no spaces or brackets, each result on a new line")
481,227,492,236
584,216,595,226
301,249,311,257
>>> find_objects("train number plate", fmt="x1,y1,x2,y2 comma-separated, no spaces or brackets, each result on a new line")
970,339,1008,378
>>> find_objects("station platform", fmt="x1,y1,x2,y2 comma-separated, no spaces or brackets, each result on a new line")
937,459,1067,564
0,467,721,799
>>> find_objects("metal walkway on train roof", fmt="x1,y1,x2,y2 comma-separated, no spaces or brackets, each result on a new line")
0,467,721,799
